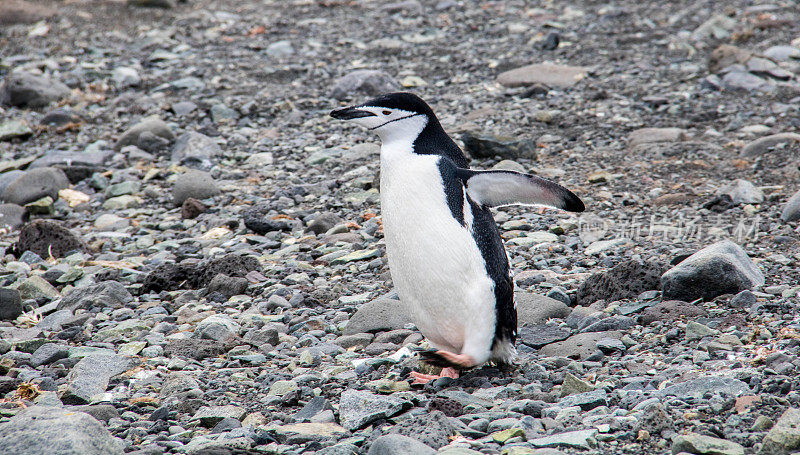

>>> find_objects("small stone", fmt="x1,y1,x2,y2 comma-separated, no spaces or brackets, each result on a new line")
343,298,411,335
112,66,141,87
529,429,597,450
741,133,800,157
245,152,274,166
191,405,246,427
780,189,800,222
659,377,751,400
497,63,589,88
268,380,298,397
671,433,745,455
331,70,400,100
685,321,719,341
266,40,294,58
368,434,436,455
492,427,526,444
58,281,133,312
181,198,207,219
628,128,687,147
516,292,570,327
1,167,69,206
192,314,240,341
115,117,175,151
0,119,33,141
173,170,220,206
0,71,70,108
730,289,757,308
128,0,175,7
539,331,622,360
718,179,764,205
561,372,594,396
0,203,27,229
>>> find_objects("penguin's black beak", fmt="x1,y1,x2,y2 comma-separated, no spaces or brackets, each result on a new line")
330,106,376,120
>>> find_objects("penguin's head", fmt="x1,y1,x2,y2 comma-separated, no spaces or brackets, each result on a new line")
330,92,433,141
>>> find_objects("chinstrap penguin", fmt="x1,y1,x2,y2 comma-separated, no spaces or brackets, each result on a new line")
331,93,585,382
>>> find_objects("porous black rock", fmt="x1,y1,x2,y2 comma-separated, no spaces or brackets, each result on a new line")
576,259,663,306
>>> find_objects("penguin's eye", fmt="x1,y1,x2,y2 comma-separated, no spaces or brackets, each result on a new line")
382,110,391,116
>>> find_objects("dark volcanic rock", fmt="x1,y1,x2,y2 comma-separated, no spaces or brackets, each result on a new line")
141,262,194,293
143,253,259,292
661,240,765,301
13,220,86,259
576,259,663,306
0,288,22,321
461,132,537,159
243,209,297,234
181,198,207,219
199,254,262,285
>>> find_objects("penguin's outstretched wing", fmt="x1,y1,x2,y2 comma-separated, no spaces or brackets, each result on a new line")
455,168,585,212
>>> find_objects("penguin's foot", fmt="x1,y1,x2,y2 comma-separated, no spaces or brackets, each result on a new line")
410,367,459,384
418,349,477,369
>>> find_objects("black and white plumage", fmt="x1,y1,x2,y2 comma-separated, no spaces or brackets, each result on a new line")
331,93,584,373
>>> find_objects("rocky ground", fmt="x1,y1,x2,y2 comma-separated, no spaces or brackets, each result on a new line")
0,0,800,454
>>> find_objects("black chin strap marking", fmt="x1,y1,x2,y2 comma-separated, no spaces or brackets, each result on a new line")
368,113,421,130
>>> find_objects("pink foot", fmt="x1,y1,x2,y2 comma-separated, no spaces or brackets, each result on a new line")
410,367,459,384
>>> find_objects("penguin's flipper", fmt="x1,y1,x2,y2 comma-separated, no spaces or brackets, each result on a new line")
455,168,585,212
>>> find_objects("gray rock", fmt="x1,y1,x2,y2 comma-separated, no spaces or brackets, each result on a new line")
671,433,744,455
519,323,572,348
763,46,800,61
308,212,345,235
266,40,294,58
628,128,687,147
171,132,222,169
461,132,537,160
30,343,69,367
338,389,410,430
538,331,622,360
62,354,141,404
0,203,28,229
57,281,133,312
114,117,175,151
661,240,765,301
112,66,140,87
1,167,69,205
780,189,800,222
160,373,201,399
659,377,751,399
0,406,124,454
718,179,764,205
557,389,607,411
581,315,636,333
0,288,22,321
368,434,436,455
191,405,246,427
741,132,800,157
173,170,220,206
529,429,598,450
29,151,113,171
761,407,800,455
294,397,333,422
516,291,570,327
192,314,240,341
343,297,411,335
497,63,589,88
331,70,400,100
0,71,70,108
730,289,757,308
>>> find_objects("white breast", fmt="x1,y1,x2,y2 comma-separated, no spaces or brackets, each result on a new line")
379,142,497,364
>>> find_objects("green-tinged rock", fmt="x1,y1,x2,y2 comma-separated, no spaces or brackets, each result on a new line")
268,380,298,396
365,379,410,394
94,319,150,342
272,422,348,444
761,408,800,454
493,427,526,444
561,372,594,396
25,196,54,215
672,433,745,455
16,275,59,300
13,338,47,353
118,341,146,356
0,120,33,141
331,249,380,264
102,195,141,210
191,405,246,427
530,429,598,450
